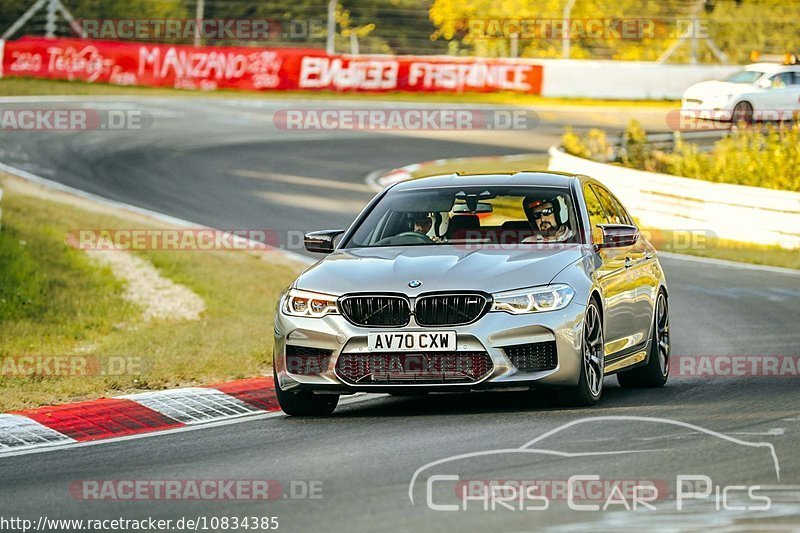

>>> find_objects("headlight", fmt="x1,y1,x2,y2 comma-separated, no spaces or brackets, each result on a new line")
491,284,575,314
283,288,339,318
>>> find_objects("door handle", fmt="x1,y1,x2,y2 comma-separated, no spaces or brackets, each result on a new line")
645,252,654,260
624,256,632,268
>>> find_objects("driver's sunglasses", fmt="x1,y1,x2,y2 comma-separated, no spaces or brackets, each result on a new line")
530,207,554,219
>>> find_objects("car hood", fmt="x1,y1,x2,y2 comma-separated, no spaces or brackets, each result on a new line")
295,245,588,295
683,80,758,99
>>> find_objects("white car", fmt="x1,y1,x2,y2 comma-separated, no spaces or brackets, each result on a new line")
682,62,800,122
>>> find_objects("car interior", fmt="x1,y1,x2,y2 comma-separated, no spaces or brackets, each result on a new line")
350,189,579,247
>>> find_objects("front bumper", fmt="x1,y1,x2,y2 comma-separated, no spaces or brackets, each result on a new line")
679,101,736,121
273,300,587,394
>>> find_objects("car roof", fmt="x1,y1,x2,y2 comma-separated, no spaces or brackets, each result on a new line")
390,171,580,191
745,63,800,73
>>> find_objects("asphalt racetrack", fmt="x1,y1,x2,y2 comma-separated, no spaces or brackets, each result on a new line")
0,97,798,531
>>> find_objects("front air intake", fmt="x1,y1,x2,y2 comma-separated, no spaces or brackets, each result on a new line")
338,295,410,327
414,292,491,326
504,341,558,371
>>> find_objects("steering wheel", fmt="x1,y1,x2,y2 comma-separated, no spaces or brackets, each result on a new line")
376,232,433,246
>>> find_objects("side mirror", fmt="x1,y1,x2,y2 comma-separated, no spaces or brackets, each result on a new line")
596,224,639,249
757,77,772,89
304,229,345,253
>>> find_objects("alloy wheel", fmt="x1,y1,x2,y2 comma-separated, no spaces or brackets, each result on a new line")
583,304,604,397
656,293,670,376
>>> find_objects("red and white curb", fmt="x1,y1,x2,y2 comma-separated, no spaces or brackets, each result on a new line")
0,377,279,454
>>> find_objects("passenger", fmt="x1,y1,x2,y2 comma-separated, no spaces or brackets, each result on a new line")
522,197,574,243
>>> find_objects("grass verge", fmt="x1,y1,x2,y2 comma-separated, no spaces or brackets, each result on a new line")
0,77,677,108
0,174,303,411
404,155,800,270
662,239,800,270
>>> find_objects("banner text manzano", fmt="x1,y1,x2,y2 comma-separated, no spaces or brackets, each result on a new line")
4,36,543,94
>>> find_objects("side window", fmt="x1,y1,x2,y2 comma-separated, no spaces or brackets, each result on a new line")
792,72,800,85
591,185,629,225
583,183,608,230
610,193,634,226
771,73,792,88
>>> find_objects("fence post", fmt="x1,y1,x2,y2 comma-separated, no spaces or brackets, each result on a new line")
194,0,205,47
326,0,337,55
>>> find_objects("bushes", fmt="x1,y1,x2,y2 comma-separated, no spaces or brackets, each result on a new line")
669,126,800,191
561,121,800,192
562,127,613,163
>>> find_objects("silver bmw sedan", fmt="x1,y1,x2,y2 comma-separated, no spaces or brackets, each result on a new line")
273,171,670,415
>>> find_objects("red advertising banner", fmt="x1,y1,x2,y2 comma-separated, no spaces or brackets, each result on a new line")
1,36,543,94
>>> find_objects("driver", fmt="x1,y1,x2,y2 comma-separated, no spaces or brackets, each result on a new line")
522,197,574,242
411,213,433,236
409,213,446,243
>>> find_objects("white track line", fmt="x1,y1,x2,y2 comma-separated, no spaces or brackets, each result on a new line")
659,251,800,276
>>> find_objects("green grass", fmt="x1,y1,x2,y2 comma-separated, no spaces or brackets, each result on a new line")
0,176,303,410
0,76,677,108
661,238,800,270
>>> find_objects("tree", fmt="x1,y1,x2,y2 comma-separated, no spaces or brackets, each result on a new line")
428,0,800,62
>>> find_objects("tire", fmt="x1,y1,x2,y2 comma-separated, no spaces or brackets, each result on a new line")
558,300,604,406
274,367,339,416
617,291,670,389
732,101,754,124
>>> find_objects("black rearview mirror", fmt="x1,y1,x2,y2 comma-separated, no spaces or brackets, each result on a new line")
596,224,639,248
304,229,345,253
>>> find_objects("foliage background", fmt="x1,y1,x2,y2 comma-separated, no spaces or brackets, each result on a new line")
2,0,798,62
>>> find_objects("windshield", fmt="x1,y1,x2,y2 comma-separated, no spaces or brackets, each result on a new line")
343,186,581,248
725,70,767,84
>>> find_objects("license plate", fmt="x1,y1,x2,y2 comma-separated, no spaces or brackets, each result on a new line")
367,331,456,352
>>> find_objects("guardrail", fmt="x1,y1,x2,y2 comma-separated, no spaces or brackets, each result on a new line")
610,130,727,153
548,145,800,249
537,59,739,100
